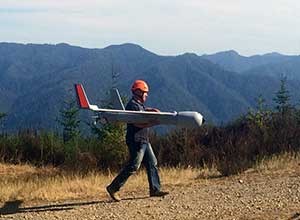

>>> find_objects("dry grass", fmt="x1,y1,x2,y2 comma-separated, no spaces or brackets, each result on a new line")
1,152,299,205
0,164,203,205
0,164,108,204
254,152,300,172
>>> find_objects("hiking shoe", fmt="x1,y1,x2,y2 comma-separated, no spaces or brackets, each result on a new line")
150,191,169,197
106,186,121,202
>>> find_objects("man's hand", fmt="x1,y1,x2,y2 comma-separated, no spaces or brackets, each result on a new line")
145,108,160,112
133,107,160,128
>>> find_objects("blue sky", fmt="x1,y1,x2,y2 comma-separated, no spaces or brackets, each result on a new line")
1,0,300,56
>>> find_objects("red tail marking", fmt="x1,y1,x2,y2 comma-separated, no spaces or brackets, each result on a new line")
75,84,89,109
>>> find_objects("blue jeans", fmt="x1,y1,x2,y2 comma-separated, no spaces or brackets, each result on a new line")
108,142,161,193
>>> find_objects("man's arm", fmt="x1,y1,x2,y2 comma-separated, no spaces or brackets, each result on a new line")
133,107,160,128
145,107,160,112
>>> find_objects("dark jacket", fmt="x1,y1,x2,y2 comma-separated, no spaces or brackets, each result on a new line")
125,97,149,144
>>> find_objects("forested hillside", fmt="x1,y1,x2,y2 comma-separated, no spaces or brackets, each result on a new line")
1,42,300,131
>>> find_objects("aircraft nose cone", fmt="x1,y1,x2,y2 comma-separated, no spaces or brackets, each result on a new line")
177,111,204,128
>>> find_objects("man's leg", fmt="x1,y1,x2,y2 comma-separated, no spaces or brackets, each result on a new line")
143,143,168,197
107,142,146,201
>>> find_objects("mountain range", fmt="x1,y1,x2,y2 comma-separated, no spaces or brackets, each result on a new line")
0,42,300,131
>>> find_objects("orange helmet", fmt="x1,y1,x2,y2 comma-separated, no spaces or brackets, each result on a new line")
131,80,149,93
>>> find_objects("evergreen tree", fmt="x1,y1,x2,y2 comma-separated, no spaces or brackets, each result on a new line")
0,112,7,132
88,66,128,168
273,77,292,115
0,113,6,119
58,101,81,143
90,65,125,141
247,95,271,128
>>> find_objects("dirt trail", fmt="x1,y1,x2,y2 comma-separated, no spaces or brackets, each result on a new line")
1,168,300,220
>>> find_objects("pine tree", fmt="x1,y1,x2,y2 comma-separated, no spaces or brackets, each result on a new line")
0,112,6,132
247,95,271,128
88,66,128,168
0,113,6,119
273,77,292,115
58,101,81,143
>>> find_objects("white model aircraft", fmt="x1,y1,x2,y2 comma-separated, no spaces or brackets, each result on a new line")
74,84,204,128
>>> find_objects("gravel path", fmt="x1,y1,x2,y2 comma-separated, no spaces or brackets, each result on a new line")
1,168,300,220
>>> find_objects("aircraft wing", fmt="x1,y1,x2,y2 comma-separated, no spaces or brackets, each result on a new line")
75,84,204,128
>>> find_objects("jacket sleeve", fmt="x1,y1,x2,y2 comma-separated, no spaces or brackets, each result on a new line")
126,101,143,111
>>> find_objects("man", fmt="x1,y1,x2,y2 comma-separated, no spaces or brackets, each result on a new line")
106,79,169,201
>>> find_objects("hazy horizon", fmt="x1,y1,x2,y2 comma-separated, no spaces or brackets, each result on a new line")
1,0,300,56
1,41,298,58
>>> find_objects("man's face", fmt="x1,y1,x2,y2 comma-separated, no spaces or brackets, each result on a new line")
142,91,148,103
134,90,148,103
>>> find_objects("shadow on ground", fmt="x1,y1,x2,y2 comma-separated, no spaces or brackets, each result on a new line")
0,200,105,215
289,212,300,220
0,196,149,215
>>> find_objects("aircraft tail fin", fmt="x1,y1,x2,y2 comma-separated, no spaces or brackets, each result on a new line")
75,84,124,111
110,88,125,110
74,84,90,109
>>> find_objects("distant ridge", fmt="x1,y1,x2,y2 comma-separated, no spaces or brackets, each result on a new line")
201,50,296,73
1,42,300,131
